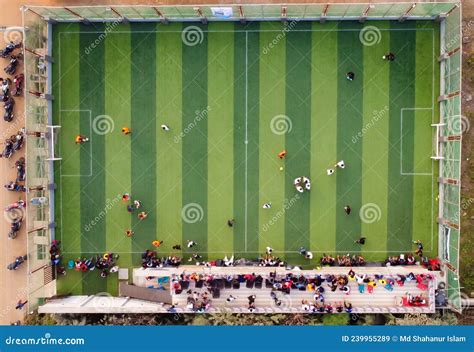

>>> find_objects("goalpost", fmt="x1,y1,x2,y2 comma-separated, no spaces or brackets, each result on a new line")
46,125,62,161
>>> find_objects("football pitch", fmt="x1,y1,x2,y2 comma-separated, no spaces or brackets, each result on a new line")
52,21,439,295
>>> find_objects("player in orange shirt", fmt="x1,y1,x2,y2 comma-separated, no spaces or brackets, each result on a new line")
121,127,131,135
152,240,163,247
75,135,89,144
278,150,286,159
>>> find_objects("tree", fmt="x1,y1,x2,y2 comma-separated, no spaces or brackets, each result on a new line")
322,313,349,326
386,313,458,326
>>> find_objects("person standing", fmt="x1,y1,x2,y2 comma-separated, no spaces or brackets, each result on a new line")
355,237,366,245
382,52,396,61
187,240,197,248
413,240,423,256
344,205,351,215
75,135,89,144
15,300,27,310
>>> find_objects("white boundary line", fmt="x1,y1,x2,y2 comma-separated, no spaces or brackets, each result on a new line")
61,250,419,255
244,31,249,252
55,26,439,256
58,109,93,251
59,110,93,177
58,28,436,34
400,107,434,176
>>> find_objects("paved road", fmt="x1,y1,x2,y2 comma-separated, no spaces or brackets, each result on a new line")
0,48,27,325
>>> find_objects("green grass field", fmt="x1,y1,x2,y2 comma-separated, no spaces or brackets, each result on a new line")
52,21,439,295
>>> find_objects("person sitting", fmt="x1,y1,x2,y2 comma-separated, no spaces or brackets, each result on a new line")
398,254,407,265
328,282,338,292
223,255,234,267
304,181,311,190
296,185,304,193
294,177,302,185
384,279,394,291
367,280,377,293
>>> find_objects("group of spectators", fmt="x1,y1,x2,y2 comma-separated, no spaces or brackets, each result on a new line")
167,268,433,313
71,252,119,278
50,240,66,276
301,300,353,314
320,254,366,267
185,290,211,312
141,249,182,268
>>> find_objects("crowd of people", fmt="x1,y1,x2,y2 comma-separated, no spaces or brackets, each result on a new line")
185,290,211,313
166,267,433,313
141,249,182,268
320,254,366,267
384,241,441,271
301,300,353,314
69,252,119,278
49,240,66,276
